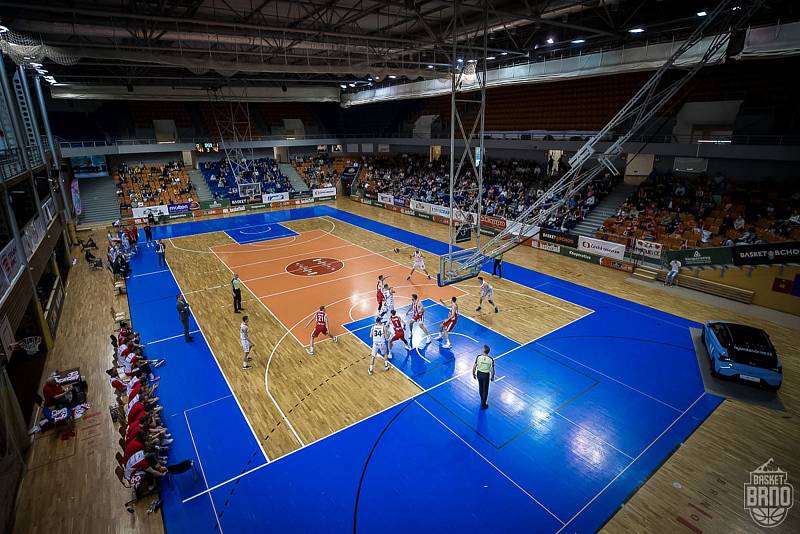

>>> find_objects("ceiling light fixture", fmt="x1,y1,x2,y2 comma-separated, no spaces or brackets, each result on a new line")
374,76,380,80
427,64,434,69
571,38,585,44
697,11,707,17
500,52,508,56
348,83,356,87
486,56,495,60
546,37,554,44
629,27,645,33
340,84,347,89
388,74,397,79
456,58,464,63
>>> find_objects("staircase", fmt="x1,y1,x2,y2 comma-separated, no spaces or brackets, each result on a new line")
572,182,637,237
280,163,309,193
76,177,121,225
189,169,213,202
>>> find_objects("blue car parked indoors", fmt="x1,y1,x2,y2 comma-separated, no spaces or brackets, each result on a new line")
702,321,783,391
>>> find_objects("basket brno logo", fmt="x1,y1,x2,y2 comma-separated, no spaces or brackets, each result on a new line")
744,458,794,528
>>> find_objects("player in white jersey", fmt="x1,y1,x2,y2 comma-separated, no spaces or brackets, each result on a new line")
406,249,432,280
379,283,395,318
368,317,390,375
438,296,459,349
476,277,499,313
240,315,254,370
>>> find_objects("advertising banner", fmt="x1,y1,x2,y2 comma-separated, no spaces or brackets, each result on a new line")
313,187,337,199
199,199,230,210
539,229,579,248
731,241,800,266
168,202,193,215
393,198,408,207
230,196,263,206
429,204,450,218
634,239,663,260
378,193,394,205
132,205,169,219
662,247,733,267
262,192,290,203
480,214,507,231
410,199,430,214
70,180,82,216
600,256,635,273
577,235,626,261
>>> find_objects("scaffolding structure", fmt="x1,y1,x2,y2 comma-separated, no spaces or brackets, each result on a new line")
208,87,258,186
438,0,762,286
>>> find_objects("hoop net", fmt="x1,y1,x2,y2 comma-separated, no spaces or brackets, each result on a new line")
12,337,42,356
237,182,262,198
438,248,484,286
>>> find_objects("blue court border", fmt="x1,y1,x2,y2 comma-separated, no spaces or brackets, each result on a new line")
126,205,722,533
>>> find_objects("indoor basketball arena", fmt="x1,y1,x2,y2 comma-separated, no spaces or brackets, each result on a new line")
1,1,798,533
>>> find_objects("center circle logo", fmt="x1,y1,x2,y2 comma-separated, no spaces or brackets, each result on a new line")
286,257,344,276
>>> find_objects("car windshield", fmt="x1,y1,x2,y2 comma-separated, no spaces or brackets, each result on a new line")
725,324,778,368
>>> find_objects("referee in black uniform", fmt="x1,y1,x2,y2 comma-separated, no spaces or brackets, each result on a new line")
492,254,503,278
472,345,495,409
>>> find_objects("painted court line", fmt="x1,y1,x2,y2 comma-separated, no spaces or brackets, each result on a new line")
184,411,225,534
535,343,682,413
166,262,271,463
131,268,170,278
415,400,566,526
147,329,201,345
184,394,234,413
555,392,707,533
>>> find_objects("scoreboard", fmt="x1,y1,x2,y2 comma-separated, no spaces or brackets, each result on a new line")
195,142,220,153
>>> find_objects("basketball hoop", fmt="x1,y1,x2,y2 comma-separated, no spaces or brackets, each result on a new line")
11,336,43,356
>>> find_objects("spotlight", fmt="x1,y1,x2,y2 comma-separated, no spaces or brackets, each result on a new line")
427,65,434,69
571,38,585,44
388,74,397,79
374,76,380,80
467,59,477,63
500,52,508,56
628,27,645,33
546,37,554,44
485,56,495,60
456,58,464,63
340,84,347,89
697,11,707,17
348,83,356,87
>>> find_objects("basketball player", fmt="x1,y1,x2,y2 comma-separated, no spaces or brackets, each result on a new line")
368,317,390,375
438,296,459,349
305,305,337,355
376,275,391,315
379,283,395,319
240,316,253,370
476,277,499,313
408,293,429,339
406,249,432,280
388,310,411,351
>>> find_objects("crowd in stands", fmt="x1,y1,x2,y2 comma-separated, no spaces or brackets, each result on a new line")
200,157,291,199
596,170,800,250
116,162,194,215
108,323,191,512
292,156,338,189
358,154,618,231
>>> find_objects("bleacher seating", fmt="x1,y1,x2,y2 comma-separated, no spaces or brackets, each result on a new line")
292,156,343,189
199,158,292,199
115,162,195,216
595,171,800,251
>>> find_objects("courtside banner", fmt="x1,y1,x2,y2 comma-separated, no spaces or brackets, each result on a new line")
313,187,337,199
378,193,394,205
480,214,507,231
429,204,450,218
662,247,733,267
540,229,579,248
634,239,663,260
262,192,290,203
731,241,800,266
132,205,169,219
167,202,193,215
199,199,230,210
230,196,263,206
577,235,626,261
410,199,430,214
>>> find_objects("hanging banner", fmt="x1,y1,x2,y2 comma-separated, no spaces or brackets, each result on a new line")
577,235,626,261
313,187,337,199
132,205,169,219
70,179,82,216
634,239,663,260
262,192,290,203
378,193,394,205
731,241,800,266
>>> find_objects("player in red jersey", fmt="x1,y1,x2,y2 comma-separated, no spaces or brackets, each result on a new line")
408,293,429,339
438,296,459,349
388,310,411,351
376,275,389,315
305,305,337,355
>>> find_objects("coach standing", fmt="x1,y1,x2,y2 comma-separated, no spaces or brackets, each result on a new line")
232,273,243,313
143,222,153,247
473,345,495,409
176,294,193,342
155,240,166,267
